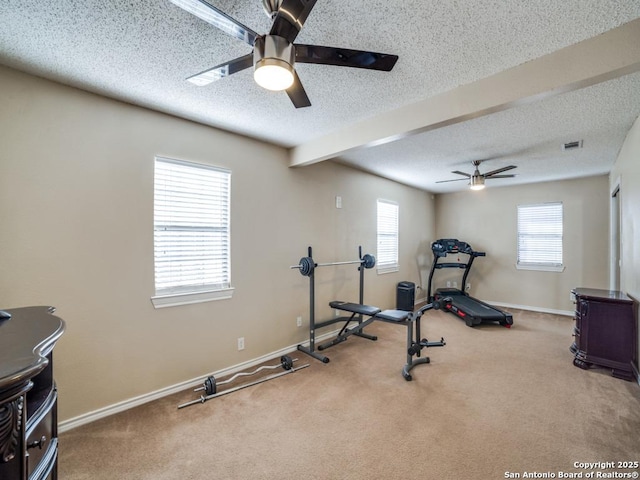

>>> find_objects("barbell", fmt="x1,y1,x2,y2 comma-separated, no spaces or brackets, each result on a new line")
290,253,376,277
195,355,297,396
178,363,310,409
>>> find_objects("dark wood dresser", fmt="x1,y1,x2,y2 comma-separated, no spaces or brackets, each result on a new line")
570,288,637,381
0,306,65,480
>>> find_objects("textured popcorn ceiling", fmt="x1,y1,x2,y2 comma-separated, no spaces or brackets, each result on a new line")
1,1,640,192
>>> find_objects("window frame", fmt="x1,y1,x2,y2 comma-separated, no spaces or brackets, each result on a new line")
376,199,399,274
151,156,234,308
516,201,565,272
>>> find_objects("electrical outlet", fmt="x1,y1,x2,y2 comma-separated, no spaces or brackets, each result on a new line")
446,281,451,288
335,309,340,317
237,337,245,351
296,316,302,327
453,281,458,288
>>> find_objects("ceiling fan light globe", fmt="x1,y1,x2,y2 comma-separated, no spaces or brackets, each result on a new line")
469,175,485,190
253,35,295,91
254,60,294,91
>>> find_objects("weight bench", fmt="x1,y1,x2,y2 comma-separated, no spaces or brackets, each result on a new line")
327,299,448,380
315,303,380,352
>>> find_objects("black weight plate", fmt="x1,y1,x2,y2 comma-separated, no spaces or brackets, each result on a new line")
281,355,293,370
204,376,217,395
362,254,376,269
299,257,315,276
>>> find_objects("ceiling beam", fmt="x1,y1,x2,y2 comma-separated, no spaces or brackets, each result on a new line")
289,18,640,168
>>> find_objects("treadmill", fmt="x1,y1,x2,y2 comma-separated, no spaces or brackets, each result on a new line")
427,239,513,328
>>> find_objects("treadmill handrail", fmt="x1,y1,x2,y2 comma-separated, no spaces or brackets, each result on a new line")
434,263,468,269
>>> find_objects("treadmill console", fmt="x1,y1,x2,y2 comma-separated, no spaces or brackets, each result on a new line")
431,239,474,257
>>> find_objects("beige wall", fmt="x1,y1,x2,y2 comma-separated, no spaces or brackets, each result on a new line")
434,176,610,313
609,113,640,372
3,61,635,422
0,66,435,421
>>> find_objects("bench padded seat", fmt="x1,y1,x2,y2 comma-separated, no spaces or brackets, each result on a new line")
375,309,411,323
329,301,381,316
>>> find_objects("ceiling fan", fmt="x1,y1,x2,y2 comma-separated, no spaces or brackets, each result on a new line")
168,0,399,108
436,160,517,190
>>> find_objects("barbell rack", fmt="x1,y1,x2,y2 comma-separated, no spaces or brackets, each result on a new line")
293,246,377,363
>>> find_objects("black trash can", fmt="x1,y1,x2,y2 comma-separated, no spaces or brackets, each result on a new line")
396,281,415,311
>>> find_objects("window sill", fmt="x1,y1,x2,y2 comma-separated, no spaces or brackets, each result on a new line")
377,264,399,275
151,287,235,309
515,264,565,273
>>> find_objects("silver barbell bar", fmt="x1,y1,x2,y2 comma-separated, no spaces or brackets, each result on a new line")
290,253,375,276
290,259,362,269
193,357,298,392
177,364,310,409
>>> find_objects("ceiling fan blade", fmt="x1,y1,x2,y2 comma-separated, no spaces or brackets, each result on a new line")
270,0,317,43
483,165,517,177
436,178,470,183
294,45,398,71
169,0,258,46
186,54,253,86
286,70,311,108
451,170,471,177
485,174,516,179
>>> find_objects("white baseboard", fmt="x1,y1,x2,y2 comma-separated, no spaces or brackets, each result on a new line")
59,329,343,433
633,362,640,387
486,300,574,317
414,294,574,317
415,295,428,305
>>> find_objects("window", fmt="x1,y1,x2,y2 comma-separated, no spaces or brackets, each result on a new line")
377,199,399,273
152,157,233,308
516,202,564,272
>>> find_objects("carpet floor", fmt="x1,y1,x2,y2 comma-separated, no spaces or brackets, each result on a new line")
59,308,640,480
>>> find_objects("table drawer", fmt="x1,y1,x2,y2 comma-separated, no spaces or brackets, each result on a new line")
26,389,56,478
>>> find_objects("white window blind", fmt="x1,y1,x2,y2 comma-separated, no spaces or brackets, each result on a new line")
377,199,399,273
153,157,231,299
517,202,563,269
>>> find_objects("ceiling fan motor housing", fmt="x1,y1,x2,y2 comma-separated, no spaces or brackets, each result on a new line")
470,175,485,188
262,0,283,19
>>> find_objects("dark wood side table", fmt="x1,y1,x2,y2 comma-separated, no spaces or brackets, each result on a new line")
570,288,637,381
0,306,65,480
